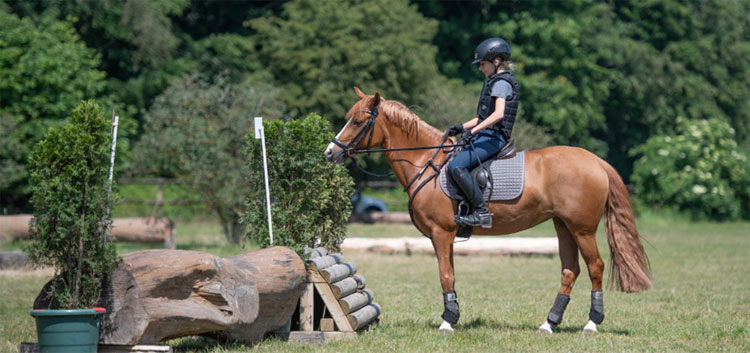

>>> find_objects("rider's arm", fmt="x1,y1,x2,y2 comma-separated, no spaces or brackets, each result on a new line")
462,117,479,130
470,97,506,134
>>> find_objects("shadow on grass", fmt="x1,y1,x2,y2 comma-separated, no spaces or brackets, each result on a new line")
390,317,632,336
458,317,633,335
169,335,252,353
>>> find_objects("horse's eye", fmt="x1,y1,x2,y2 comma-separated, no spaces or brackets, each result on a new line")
352,120,364,127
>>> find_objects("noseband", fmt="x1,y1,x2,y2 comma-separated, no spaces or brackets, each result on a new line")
331,105,380,157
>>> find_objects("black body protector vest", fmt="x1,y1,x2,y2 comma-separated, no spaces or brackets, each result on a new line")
476,71,519,140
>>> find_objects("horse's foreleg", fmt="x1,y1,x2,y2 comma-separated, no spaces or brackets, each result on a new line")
539,218,581,334
432,233,458,333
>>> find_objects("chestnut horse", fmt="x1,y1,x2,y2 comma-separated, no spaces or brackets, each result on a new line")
325,88,650,334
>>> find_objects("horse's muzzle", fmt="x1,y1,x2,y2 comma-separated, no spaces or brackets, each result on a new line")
324,144,345,164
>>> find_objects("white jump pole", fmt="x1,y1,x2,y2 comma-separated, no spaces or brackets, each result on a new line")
255,117,274,247
103,113,119,247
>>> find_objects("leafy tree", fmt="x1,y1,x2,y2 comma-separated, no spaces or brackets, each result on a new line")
134,75,286,243
0,10,108,209
248,0,441,123
242,114,354,254
0,115,24,193
25,100,118,309
631,117,749,220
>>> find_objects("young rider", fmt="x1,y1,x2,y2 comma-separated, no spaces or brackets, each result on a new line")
445,37,519,228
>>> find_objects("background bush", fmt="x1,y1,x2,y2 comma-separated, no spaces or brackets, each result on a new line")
134,74,286,243
242,114,353,254
631,117,750,220
25,100,118,309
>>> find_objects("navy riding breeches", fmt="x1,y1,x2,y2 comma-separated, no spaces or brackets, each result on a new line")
447,129,506,178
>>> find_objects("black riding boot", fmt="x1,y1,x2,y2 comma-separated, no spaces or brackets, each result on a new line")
451,167,492,228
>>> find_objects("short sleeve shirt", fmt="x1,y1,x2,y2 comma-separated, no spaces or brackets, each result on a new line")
490,80,513,99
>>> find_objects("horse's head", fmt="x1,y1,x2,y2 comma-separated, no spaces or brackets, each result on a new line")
325,87,384,163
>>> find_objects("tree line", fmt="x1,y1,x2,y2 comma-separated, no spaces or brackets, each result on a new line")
1,0,748,220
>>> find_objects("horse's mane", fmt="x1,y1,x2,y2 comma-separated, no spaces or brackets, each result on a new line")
381,100,444,141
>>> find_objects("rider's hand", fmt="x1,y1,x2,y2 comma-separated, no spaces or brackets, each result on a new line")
446,124,465,137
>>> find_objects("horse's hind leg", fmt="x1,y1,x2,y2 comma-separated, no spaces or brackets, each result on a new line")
538,217,581,334
575,227,605,333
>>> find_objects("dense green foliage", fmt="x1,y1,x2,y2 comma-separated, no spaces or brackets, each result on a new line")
25,101,118,309
2,0,748,220
248,0,441,123
631,117,750,220
0,11,107,206
135,75,285,243
417,0,750,178
242,114,354,254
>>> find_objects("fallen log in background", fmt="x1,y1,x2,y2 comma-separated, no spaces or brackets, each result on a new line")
109,217,175,249
0,214,33,242
0,215,175,249
341,237,558,256
34,246,306,345
349,212,411,224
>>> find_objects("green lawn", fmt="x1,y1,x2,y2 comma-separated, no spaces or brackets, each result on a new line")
2,213,749,352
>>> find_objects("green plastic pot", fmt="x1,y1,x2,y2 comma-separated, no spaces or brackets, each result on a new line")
30,308,105,353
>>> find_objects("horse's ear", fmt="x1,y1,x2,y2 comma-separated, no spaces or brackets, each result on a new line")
371,92,381,108
354,86,366,99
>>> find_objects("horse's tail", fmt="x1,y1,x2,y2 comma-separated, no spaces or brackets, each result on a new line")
600,160,651,293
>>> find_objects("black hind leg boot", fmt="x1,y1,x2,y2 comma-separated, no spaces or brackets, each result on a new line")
451,167,492,228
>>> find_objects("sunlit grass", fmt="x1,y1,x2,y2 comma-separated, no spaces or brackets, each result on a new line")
3,214,749,352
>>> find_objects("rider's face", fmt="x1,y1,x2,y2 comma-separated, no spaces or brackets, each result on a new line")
478,60,496,77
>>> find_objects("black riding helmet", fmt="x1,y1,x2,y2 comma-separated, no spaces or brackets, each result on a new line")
472,37,511,64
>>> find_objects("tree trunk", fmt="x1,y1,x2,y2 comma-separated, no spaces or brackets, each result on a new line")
35,246,306,345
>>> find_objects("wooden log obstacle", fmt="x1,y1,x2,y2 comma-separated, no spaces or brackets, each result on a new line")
33,246,307,346
279,247,381,344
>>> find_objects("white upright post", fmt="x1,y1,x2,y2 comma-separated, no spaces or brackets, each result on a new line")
255,117,274,247
104,114,119,247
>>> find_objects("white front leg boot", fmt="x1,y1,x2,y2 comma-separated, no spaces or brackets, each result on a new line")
537,320,553,334
438,320,454,333
583,320,598,333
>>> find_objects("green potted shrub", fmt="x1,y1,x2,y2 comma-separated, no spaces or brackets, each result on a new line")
26,100,118,353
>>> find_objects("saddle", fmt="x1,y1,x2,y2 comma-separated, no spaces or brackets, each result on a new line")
470,139,517,193
439,139,526,239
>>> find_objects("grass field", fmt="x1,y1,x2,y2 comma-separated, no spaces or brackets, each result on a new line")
2,212,748,352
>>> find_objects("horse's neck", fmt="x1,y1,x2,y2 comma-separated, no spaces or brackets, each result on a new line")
381,119,447,191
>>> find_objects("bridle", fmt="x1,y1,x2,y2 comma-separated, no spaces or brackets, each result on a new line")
331,105,381,158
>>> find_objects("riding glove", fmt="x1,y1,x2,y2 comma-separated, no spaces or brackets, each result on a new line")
446,124,465,137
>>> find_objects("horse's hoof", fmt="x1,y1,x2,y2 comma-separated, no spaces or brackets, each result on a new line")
583,320,598,333
537,321,553,334
438,320,454,334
